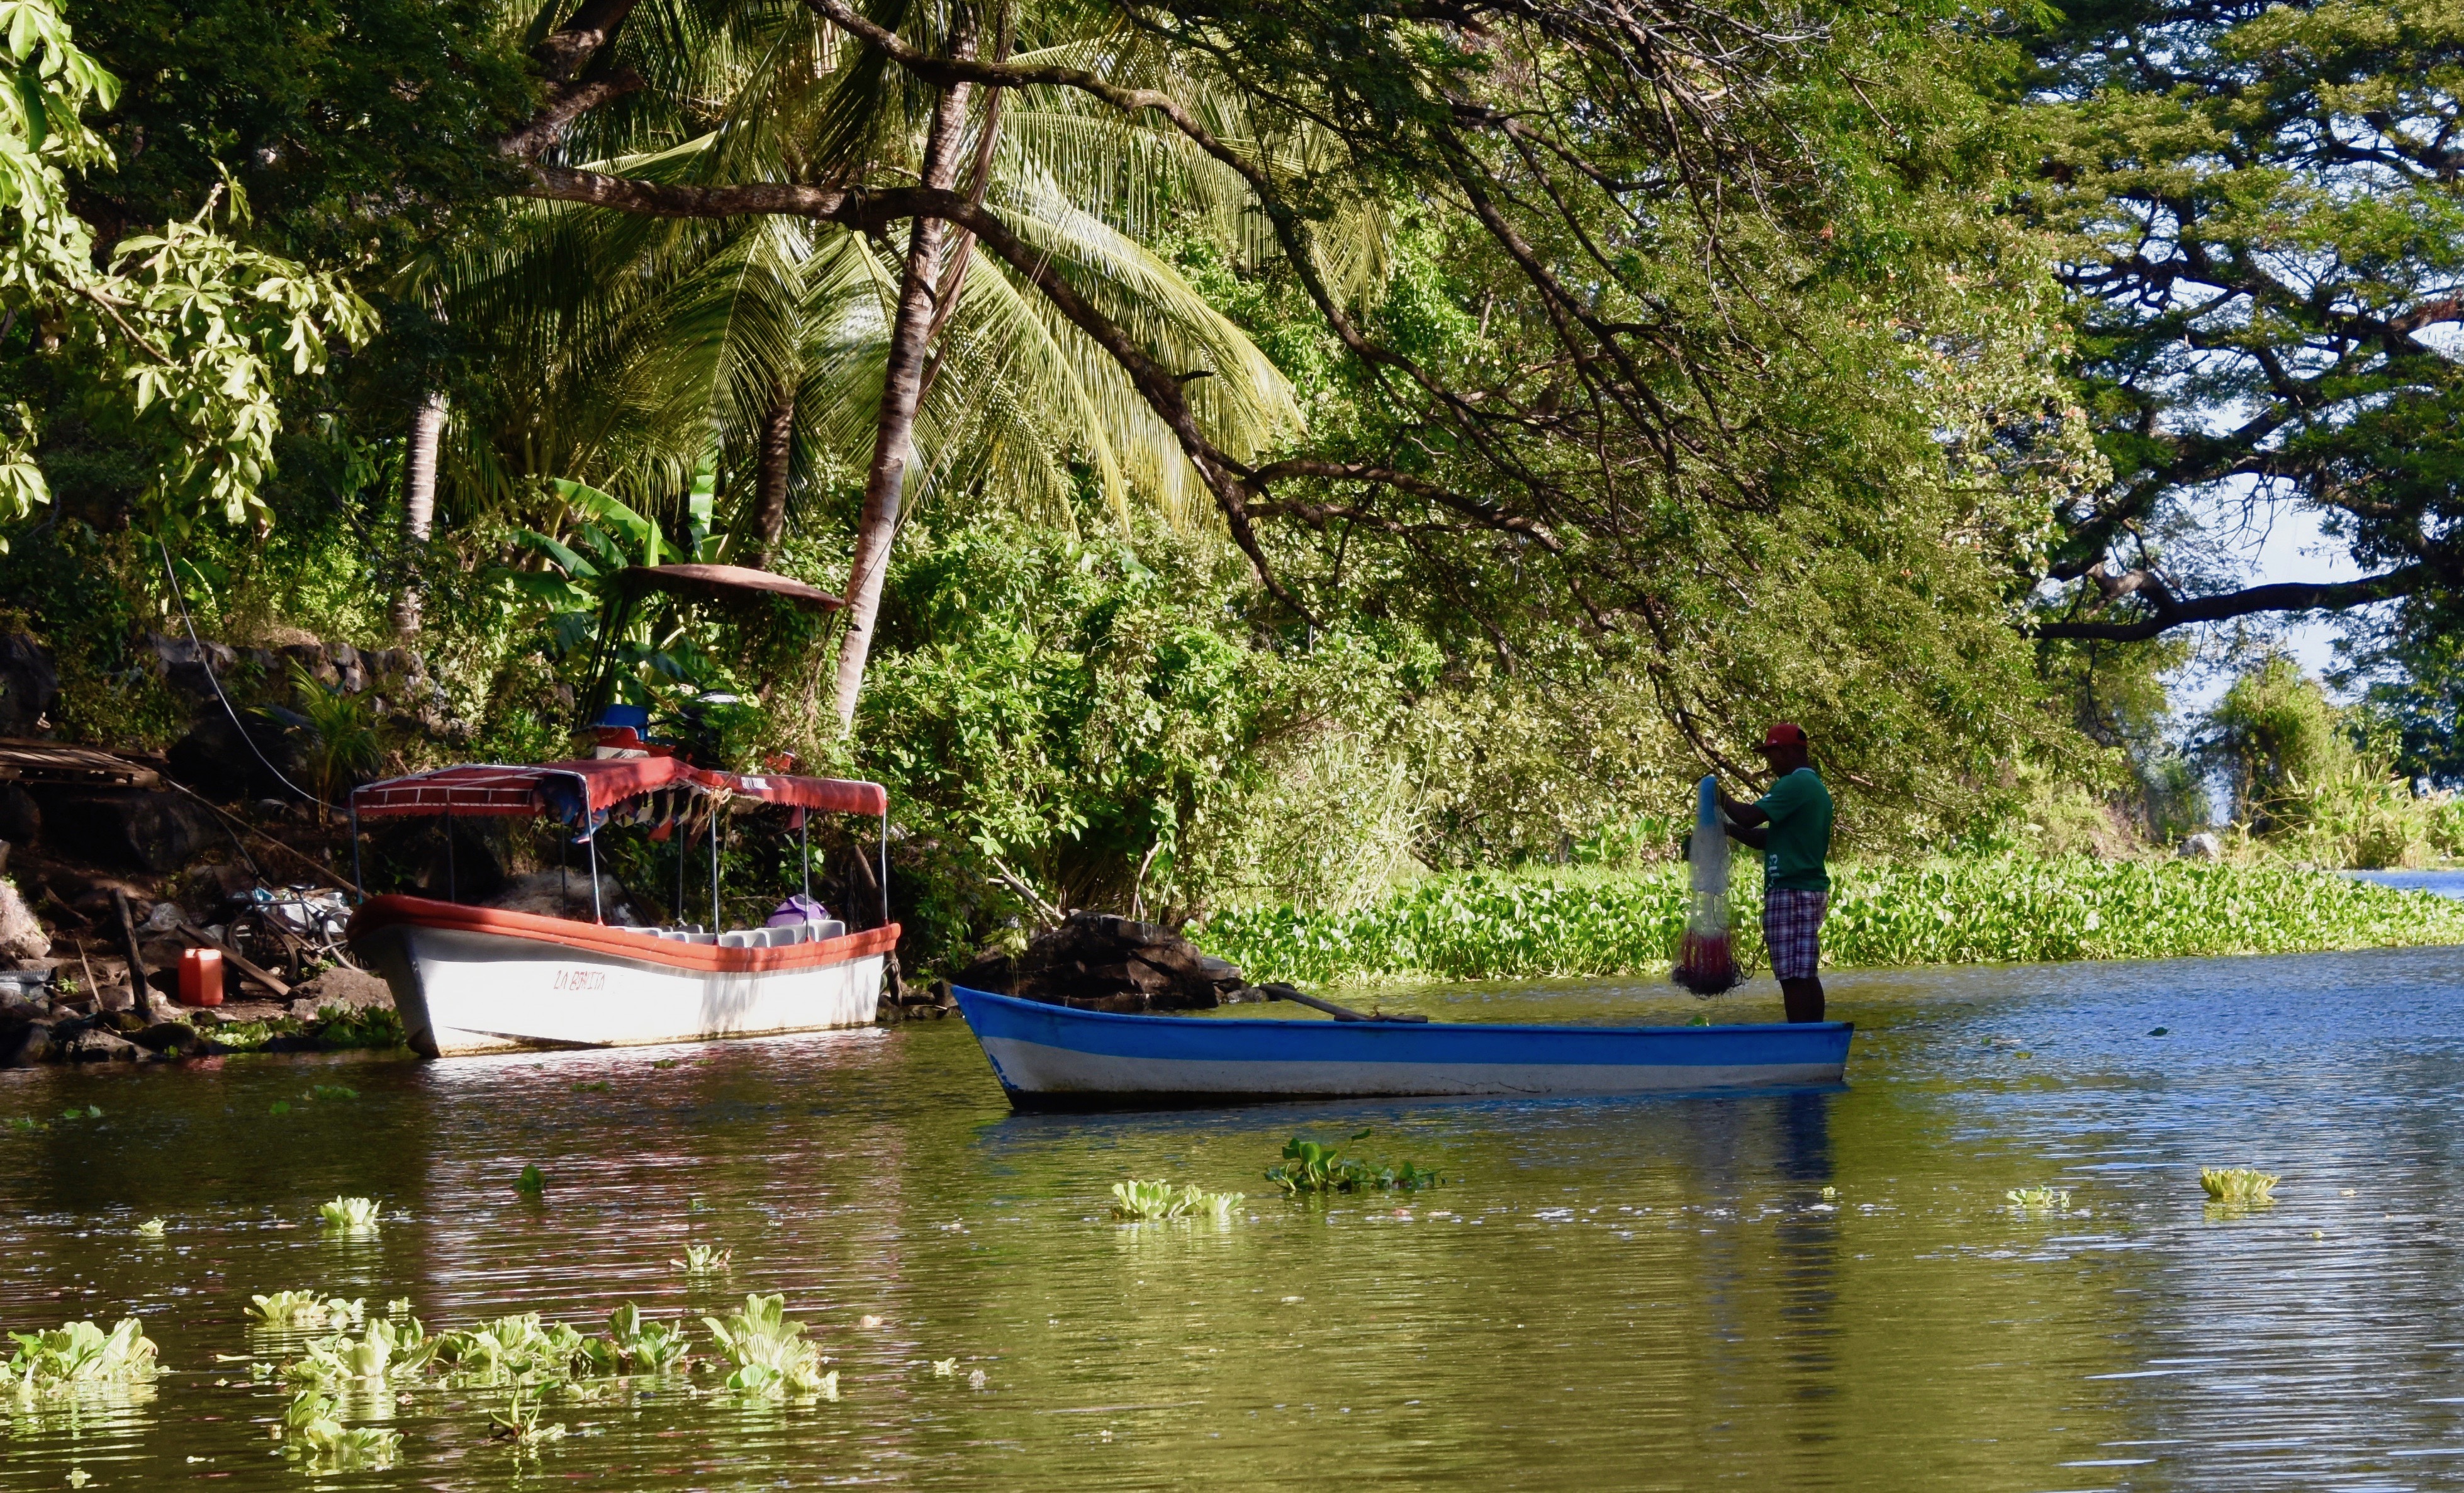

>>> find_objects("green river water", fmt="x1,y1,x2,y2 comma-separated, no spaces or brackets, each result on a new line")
6,944,2464,1490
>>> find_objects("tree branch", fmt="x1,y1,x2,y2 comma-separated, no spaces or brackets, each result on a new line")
2026,568,2429,642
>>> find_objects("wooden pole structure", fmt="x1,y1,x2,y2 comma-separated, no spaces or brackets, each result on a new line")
111,889,158,1021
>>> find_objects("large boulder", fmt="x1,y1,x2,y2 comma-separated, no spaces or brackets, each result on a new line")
289,965,393,1019
958,912,1245,1014
33,788,215,873
0,632,56,735
167,710,309,802
0,876,47,965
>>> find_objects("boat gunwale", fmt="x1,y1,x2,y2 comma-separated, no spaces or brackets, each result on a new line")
953,985,1852,1042
349,893,899,975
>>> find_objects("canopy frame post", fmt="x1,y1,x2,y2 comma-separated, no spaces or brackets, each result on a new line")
588,830,602,924
878,808,889,929
800,818,811,904
710,808,722,934
445,808,457,903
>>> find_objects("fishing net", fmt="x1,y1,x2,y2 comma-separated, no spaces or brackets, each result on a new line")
1672,774,1743,996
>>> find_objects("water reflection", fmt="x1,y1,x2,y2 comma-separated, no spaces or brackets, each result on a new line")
3,947,2464,1487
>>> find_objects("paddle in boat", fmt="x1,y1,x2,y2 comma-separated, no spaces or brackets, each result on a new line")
344,754,898,1057
955,985,1852,1110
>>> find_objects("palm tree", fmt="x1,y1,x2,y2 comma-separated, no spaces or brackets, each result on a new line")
429,0,1358,725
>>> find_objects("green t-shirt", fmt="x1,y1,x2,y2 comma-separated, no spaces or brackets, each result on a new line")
1756,768,1834,892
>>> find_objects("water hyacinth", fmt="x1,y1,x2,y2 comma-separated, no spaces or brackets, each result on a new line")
431,1312,591,1383
2201,1168,2280,1203
1198,860,2464,985
2006,1187,2072,1211
4,1319,161,1389
318,1196,381,1233
133,1218,165,1238
672,1243,732,1275
488,1387,568,1448
279,1389,401,1469
1110,1180,1246,1221
284,1317,437,1387
1267,1132,1443,1195
703,1294,836,1397
248,1292,366,1329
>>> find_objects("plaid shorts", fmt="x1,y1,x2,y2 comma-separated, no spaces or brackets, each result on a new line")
1763,888,1828,981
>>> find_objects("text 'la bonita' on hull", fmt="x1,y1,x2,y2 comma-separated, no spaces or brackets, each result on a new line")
954,986,1854,1110
343,756,900,1057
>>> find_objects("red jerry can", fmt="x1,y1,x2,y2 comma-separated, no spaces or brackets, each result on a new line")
177,947,225,1007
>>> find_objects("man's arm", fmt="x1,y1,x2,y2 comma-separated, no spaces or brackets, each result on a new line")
1718,785,1769,849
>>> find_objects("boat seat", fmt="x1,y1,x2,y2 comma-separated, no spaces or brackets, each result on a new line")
717,931,754,948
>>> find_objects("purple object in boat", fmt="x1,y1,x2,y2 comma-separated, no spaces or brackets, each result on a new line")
767,894,831,927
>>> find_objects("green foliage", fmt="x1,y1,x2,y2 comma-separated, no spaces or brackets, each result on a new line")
2022,0,2464,646
1109,1180,1245,1221
2005,1187,2071,1211
1202,859,2464,984
133,1217,164,1237
700,1294,835,1398
513,1164,545,1196
316,1196,379,1234
3,1317,160,1389
1265,1131,1442,1195
289,659,383,817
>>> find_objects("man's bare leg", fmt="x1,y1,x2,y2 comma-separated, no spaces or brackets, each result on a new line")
1781,977,1825,1024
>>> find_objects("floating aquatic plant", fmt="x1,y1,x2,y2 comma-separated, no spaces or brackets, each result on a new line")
968,1368,988,1390
279,1389,401,1469
283,1317,436,1387
4,1318,161,1389
488,1387,568,1449
672,1243,732,1275
932,1357,957,1376
1267,1131,1443,1195
2006,1187,2072,1211
513,1165,546,1196
575,1304,692,1376
432,1313,590,1384
318,1196,381,1233
702,1294,836,1397
248,1292,365,1330
133,1218,165,1238
1110,1181,1246,1221
2200,1168,2280,1203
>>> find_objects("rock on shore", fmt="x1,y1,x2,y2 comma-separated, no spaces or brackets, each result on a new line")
953,911,1245,1014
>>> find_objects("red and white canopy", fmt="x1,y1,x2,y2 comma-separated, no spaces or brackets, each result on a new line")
350,759,885,824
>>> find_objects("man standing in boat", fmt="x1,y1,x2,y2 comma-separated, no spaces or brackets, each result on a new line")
1719,723,1834,1024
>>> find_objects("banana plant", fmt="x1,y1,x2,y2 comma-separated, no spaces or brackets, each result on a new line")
491,473,739,727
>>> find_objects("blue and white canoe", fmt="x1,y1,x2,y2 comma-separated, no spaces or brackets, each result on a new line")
954,987,1853,1111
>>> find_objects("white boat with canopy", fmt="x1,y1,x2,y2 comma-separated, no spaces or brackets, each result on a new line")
343,756,897,1056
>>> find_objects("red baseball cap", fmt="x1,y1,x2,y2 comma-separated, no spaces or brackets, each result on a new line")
1761,722,1808,749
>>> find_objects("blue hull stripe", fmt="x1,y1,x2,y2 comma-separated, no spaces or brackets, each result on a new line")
953,986,1852,1104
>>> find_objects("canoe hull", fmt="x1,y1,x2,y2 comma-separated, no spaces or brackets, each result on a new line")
954,987,1851,1110
349,895,893,1057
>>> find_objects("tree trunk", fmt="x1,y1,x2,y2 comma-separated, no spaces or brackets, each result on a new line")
746,379,796,569
830,35,978,732
391,389,448,636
